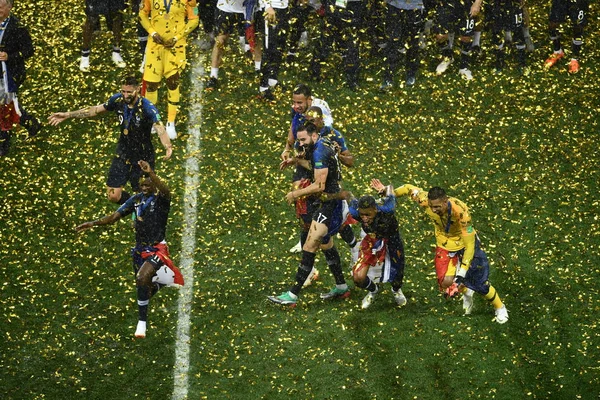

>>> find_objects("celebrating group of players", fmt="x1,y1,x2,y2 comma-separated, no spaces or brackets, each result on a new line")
34,0,590,335
268,83,509,324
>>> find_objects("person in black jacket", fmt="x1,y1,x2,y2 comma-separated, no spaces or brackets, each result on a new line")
0,0,41,156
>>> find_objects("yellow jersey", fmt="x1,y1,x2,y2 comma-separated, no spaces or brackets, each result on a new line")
140,0,199,43
395,184,477,267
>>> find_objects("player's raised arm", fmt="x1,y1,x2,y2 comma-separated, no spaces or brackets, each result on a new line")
48,104,107,126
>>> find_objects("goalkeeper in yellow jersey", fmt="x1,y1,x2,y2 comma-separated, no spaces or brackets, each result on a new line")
371,179,508,324
139,0,199,140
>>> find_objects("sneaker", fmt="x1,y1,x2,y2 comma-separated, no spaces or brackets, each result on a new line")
458,68,473,80
205,77,218,90
544,50,564,69
79,56,90,72
166,122,177,140
134,320,147,338
289,240,302,253
444,282,459,299
494,305,509,324
436,57,453,75
350,242,360,266
568,59,580,74
112,52,126,68
302,267,320,287
320,286,351,300
392,288,407,307
379,80,393,92
267,291,297,306
462,288,474,315
406,73,416,86
361,292,376,309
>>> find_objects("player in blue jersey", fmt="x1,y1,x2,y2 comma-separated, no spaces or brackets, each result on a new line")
345,186,407,309
269,122,350,306
48,76,172,205
75,160,183,338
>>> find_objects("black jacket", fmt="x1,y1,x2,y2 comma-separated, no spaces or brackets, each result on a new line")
1,15,34,90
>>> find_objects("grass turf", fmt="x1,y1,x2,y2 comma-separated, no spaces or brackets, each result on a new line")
0,1,599,399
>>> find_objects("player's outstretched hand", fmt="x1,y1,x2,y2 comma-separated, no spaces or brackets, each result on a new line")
48,112,69,126
371,179,386,193
75,221,94,232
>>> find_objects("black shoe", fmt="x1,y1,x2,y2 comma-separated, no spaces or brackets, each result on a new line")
205,77,218,90
259,88,275,102
25,116,41,138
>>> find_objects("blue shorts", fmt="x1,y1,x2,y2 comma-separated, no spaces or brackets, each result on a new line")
311,199,343,244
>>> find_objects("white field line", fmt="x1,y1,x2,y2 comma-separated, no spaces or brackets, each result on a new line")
172,55,205,400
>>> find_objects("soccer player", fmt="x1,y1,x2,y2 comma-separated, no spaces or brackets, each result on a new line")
372,180,508,323
544,0,589,73
268,123,350,306
282,83,334,254
432,0,483,80
75,160,184,338
309,0,364,90
256,0,290,101
139,0,199,139
79,0,127,72
282,86,359,269
0,0,41,156
204,0,246,90
346,187,407,309
48,76,172,205
380,0,425,88
488,0,528,73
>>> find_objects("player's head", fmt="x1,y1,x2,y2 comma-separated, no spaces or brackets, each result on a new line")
358,195,377,225
292,84,312,114
121,76,140,105
139,175,156,196
0,0,12,20
296,122,319,151
305,106,324,129
427,186,448,216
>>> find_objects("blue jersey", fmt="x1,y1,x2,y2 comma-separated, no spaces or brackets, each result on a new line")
349,195,398,239
319,126,348,153
104,94,161,161
311,138,341,194
117,191,170,246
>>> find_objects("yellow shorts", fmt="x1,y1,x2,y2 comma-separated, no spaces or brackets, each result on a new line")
143,41,187,82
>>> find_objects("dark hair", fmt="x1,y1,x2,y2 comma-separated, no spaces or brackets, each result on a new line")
358,195,377,209
306,106,323,117
122,75,139,87
293,83,311,98
298,122,318,135
428,186,447,200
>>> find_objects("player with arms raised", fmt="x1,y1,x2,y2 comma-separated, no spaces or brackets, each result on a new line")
75,160,184,338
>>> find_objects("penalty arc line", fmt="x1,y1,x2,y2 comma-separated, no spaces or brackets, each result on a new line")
171,55,205,400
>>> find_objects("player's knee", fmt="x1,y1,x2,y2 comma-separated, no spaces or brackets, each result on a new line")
146,82,159,92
